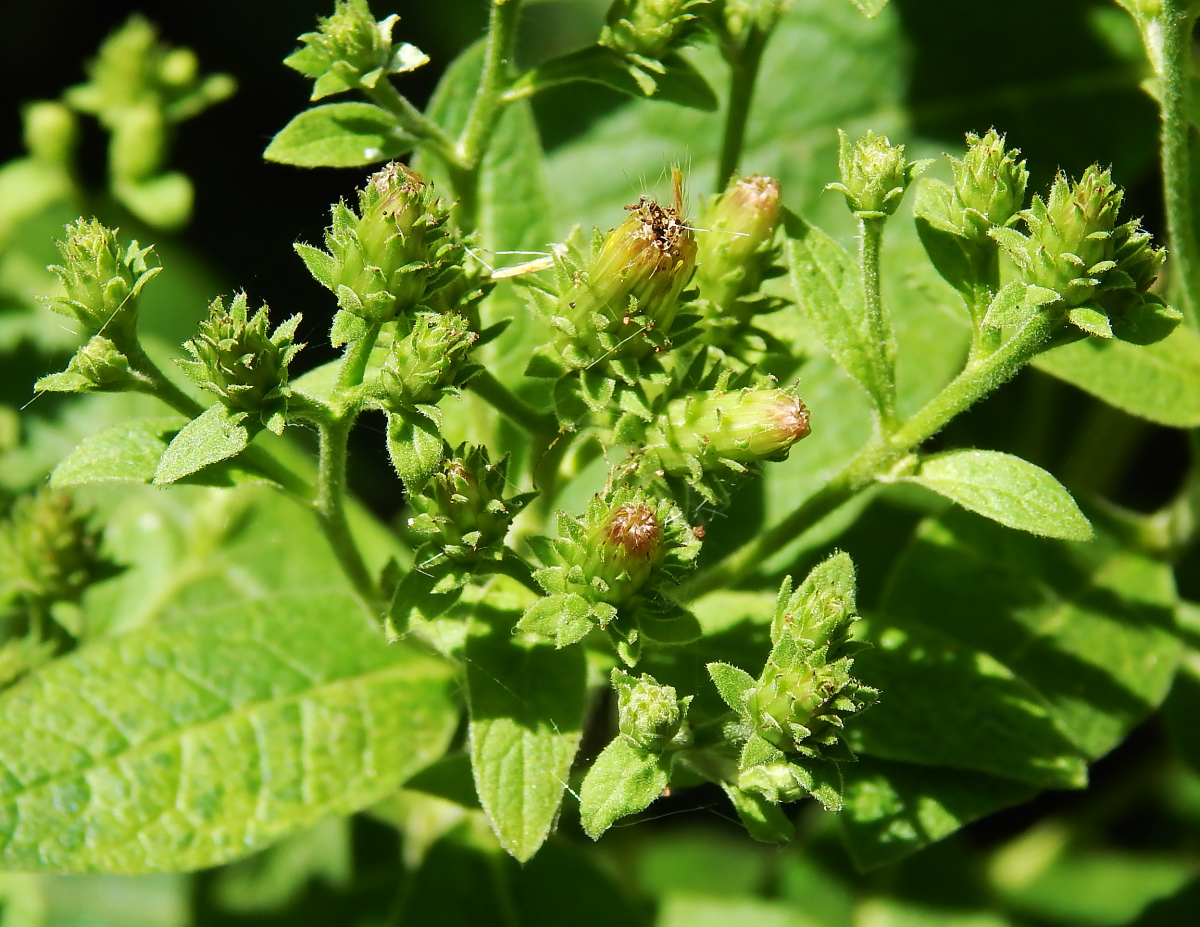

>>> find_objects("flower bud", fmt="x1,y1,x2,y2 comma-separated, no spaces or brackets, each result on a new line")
827,130,929,218
991,166,1135,310
718,0,789,47
285,0,427,98
74,336,137,389
951,130,1028,238
42,219,160,341
377,312,478,413
613,668,690,751
584,194,697,342
587,499,667,604
601,0,709,59
696,174,781,310
178,293,303,435
408,444,531,562
300,163,462,325
738,761,809,804
0,490,114,609
23,101,77,166
646,387,810,475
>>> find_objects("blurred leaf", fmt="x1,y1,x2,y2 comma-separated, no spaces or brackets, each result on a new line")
840,756,1036,870
881,508,1181,758
657,895,809,927
396,816,513,926
906,449,1093,541
849,0,891,17
263,103,414,168
1033,321,1200,427
466,579,586,861
850,617,1089,788
50,418,184,487
0,591,457,872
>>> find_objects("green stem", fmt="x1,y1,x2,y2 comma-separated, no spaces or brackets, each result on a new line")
336,322,384,396
1158,4,1200,325
859,215,896,430
366,80,461,168
679,312,1061,600
315,417,384,617
468,369,557,436
716,28,768,191
457,0,522,169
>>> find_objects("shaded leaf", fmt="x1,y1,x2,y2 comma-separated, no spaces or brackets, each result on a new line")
721,783,794,844
386,410,444,494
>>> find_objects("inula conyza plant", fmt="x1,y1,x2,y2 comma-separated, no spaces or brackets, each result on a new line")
3,0,1200,922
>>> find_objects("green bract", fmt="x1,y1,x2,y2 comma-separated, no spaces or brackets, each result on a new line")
602,0,711,59
613,667,692,751
827,129,930,218
284,0,429,101
178,293,303,435
375,312,480,414
42,218,160,341
297,162,464,328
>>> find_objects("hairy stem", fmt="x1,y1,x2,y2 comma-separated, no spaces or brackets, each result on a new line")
366,80,461,168
336,322,384,396
859,215,896,430
457,0,522,169
315,417,384,616
716,27,768,191
1158,4,1200,325
679,312,1061,599
468,369,558,436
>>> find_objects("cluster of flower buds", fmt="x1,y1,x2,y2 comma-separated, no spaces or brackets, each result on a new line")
284,0,428,100
297,163,465,330
638,385,810,501
178,293,303,435
990,166,1166,333
407,444,535,565
525,188,698,383
708,554,877,807
42,218,160,344
827,130,930,219
0,490,116,613
374,313,479,415
601,0,710,60
613,668,692,752
519,487,701,662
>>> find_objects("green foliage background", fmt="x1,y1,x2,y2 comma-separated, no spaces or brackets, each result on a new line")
2,1,1200,925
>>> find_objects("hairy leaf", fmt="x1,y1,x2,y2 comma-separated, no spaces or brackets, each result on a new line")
263,103,414,168
906,449,1093,541
0,592,456,873
386,410,444,494
467,581,586,861
154,404,250,485
579,738,670,839
50,418,185,487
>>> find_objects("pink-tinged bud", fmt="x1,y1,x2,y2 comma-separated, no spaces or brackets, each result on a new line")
646,387,811,475
589,501,665,603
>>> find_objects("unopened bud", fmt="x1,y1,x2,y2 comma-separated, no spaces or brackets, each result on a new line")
75,336,136,389
601,0,709,59
738,761,808,803
299,163,462,325
23,101,77,166
178,293,303,435
827,130,929,218
408,444,529,561
377,312,477,413
42,219,159,341
648,387,810,475
613,668,690,751
588,501,665,604
951,129,1028,240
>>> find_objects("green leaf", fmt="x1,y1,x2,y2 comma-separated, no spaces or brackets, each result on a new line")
720,783,794,844
785,213,891,415
706,662,756,714
881,508,1181,760
848,0,891,16
579,737,670,839
154,404,251,485
839,756,1037,870
50,418,186,487
466,581,586,861
850,618,1089,788
1033,324,1200,427
0,591,457,872
263,103,414,168
516,45,716,111
387,563,465,639
906,449,1093,541
386,410,444,494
